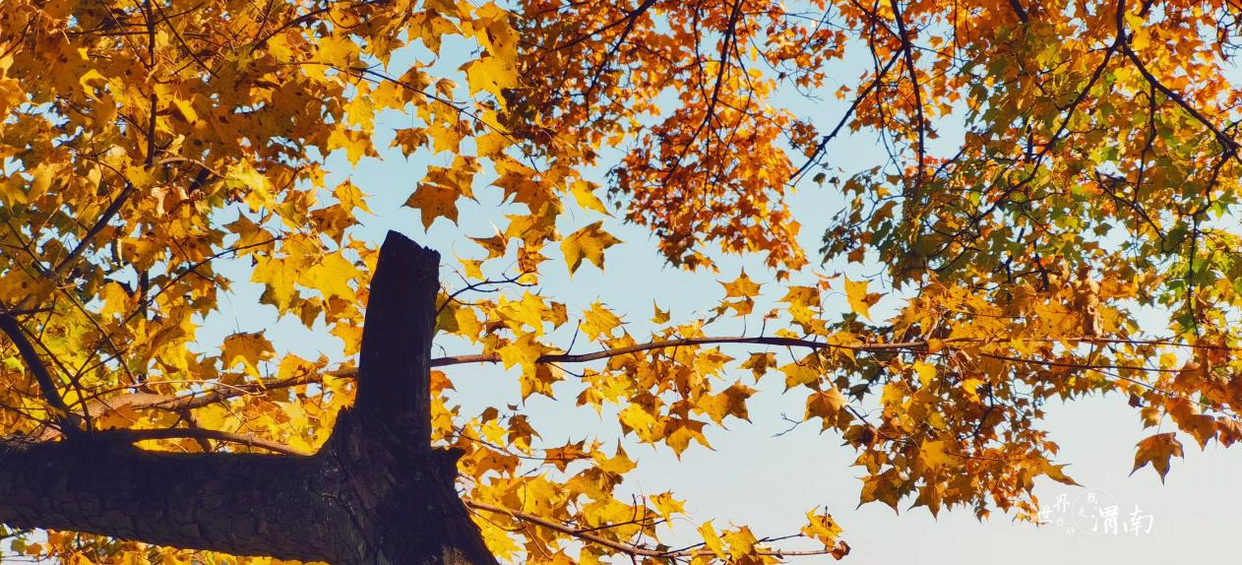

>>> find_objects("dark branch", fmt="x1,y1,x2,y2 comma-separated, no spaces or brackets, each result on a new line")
0,312,80,435
0,232,497,565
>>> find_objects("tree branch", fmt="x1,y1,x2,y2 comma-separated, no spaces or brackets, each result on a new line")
54,334,1236,430
431,335,926,367
1115,0,1240,158
889,0,926,187
94,427,307,456
354,231,439,441
0,436,358,561
468,501,842,559
0,312,79,435
0,232,497,564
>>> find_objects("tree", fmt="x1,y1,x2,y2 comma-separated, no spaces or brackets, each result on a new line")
1,0,1241,562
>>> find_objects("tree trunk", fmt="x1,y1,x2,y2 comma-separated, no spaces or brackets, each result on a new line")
0,232,499,565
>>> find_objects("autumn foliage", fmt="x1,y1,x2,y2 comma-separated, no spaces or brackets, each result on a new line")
2,0,1242,562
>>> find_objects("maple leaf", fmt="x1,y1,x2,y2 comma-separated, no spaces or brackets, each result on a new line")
697,521,727,559
912,361,936,386
462,56,520,101
805,387,847,429
301,252,361,302
700,383,756,424
1132,433,1185,482
843,277,873,320
649,492,686,521
721,270,762,298
469,228,508,260
560,221,621,275
251,256,299,313
651,301,671,324
580,302,622,340
221,332,275,378
741,352,777,380
405,182,461,229
570,180,609,214
919,440,956,470
800,509,843,547
781,360,820,390
333,180,370,214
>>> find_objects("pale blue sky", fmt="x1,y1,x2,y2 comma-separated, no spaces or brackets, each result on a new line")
190,23,1242,565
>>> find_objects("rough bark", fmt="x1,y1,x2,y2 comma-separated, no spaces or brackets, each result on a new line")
0,231,499,565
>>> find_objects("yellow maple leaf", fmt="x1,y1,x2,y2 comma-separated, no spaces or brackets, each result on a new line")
649,492,685,521
1132,433,1184,482
222,332,275,378
251,256,299,313
404,182,460,229
960,377,985,403
919,439,956,470
781,361,819,390
316,34,360,68
698,521,727,559
700,383,755,424
804,387,847,428
580,301,622,340
560,221,620,275
913,361,937,386
801,509,843,547
301,252,361,302
570,180,609,214
462,56,520,101
721,270,761,298
843,277,872,320
651,301,671,324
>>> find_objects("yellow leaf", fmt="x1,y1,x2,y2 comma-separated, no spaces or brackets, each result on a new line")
561,221,620,274
592,444,637,475
651,301,671,324
919,439,955,470
805,387,846,428
698,521,727,558
721,270,761,298
101,282,132,319
469,230,508,260
722,526,758,560
462,56,520,101
497,334,545,372
649,492,685,521
618,404,657,440
780,285,821,309
701,383,755,424
169,97,198,124
570,180,608,214
844,277,871,320
1132,432,1184,482
251,256,299,312
913,361,936,386
405,182,460,229
333,180,370,214
226,162,272,210
222,332,274,378
474,131,509,158
301,252,361,302
1040,460,1080,486
741,352,777,380
801,509,843,547
317,34,360,68
580,301,622,340
781,362,819,390
961,377,984,403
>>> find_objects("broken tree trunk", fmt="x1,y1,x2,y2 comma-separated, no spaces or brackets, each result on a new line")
0,232,499,565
